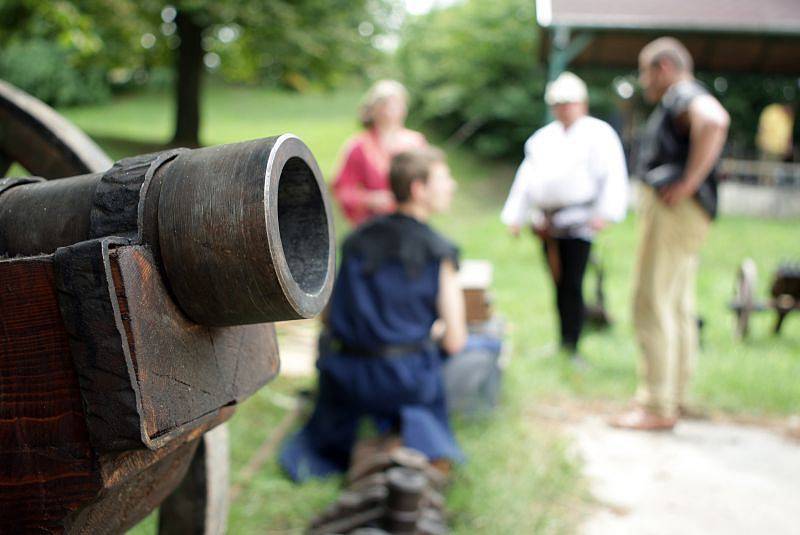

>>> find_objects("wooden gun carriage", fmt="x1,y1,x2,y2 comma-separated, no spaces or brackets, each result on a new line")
0,80,335,533
730,258,800,338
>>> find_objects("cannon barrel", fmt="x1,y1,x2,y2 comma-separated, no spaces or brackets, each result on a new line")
1,77,335,534
0,135,335,325
0,172,100,253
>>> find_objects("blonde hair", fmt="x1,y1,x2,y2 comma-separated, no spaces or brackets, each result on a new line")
640,37,694,73
359,79,409,128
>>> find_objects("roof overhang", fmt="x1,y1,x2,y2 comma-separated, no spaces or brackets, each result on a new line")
538,0,800,74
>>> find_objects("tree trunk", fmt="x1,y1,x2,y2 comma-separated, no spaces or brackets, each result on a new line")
172,12,203,147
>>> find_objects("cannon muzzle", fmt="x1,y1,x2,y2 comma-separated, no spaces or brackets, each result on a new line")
0,135,335,325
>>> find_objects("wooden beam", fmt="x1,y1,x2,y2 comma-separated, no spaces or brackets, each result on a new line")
0,256,101,531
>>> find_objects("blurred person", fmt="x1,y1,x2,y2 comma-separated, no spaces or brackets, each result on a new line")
757,103,794,161
332,79,427,226
501,72,629,363
756,103,794,183
612,37,729,431
280,147,466,482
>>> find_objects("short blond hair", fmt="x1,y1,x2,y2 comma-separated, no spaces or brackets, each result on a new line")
640,37,694,73
359,79,409,128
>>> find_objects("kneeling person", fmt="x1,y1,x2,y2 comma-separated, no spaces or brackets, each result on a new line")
280,147,467,482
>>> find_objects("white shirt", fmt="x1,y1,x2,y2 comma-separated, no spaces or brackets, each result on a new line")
500,116,629,239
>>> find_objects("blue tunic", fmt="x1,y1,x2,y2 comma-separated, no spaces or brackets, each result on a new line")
279,213,464,482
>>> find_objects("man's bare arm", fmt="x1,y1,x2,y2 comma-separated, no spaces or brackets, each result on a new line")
436,259,467,355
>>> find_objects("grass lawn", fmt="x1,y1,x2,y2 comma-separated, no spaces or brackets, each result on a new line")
54,85,799,534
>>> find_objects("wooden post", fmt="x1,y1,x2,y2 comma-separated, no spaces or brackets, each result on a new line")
159,424,231,535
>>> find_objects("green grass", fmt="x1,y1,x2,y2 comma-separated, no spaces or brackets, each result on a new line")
60,84,363,178
435,149,800,417
51,85,798,534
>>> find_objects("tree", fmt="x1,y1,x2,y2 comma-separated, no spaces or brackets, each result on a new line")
396,0,799,159
0,0,149,106
172,9,203,146
163,0,393,146
0,0,391,146
397,0,544,159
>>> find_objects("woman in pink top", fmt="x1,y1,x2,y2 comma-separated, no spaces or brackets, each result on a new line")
333,80,427,226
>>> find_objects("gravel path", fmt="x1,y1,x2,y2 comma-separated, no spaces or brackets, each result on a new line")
274,319,318,378
571,416,800,535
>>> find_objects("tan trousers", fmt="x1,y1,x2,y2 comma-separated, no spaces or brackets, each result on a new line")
632,187,710,417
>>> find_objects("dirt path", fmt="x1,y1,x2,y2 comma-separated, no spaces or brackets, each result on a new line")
274,319,319,378
271,324,800,533
570,415,800,535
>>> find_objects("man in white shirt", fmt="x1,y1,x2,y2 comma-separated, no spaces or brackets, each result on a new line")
501,72,628,361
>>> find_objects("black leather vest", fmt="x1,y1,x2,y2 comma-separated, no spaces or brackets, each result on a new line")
638,80,718,219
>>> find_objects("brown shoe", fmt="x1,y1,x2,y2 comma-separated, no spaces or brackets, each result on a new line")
609,407,677,431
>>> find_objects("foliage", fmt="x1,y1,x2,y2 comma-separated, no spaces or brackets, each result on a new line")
397,0,799,160
0,39,109,106
196,0,399,91
0,0,395,105
0,0,158,104
129,0,400,91
397,0,547,159
696,73,799,157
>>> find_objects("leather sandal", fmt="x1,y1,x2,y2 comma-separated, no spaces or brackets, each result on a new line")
609,407,677,431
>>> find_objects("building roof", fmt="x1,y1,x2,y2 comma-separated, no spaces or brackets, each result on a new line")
537,0,800,35
538,0,800,74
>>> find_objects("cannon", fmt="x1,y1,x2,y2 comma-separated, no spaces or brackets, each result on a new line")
0,80,335,533
729,258,800,338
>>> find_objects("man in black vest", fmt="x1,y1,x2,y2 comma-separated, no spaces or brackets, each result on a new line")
612,37,729,431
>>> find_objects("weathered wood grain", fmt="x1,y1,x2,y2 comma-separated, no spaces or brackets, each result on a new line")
65,441,199,534
90,149,184,241
110,245,279,447
89,153,159,240
53,238,144,451
0,255,101,532
64,408,233,534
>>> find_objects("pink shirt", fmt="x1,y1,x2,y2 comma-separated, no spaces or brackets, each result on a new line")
332,128,427,226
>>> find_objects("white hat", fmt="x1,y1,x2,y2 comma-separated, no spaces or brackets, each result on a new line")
544,72,588,105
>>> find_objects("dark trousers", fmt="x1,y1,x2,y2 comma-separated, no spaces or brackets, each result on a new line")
542,237,592,351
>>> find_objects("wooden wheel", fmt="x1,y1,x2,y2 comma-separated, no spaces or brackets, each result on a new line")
0,79,111,177
732,258,758,339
